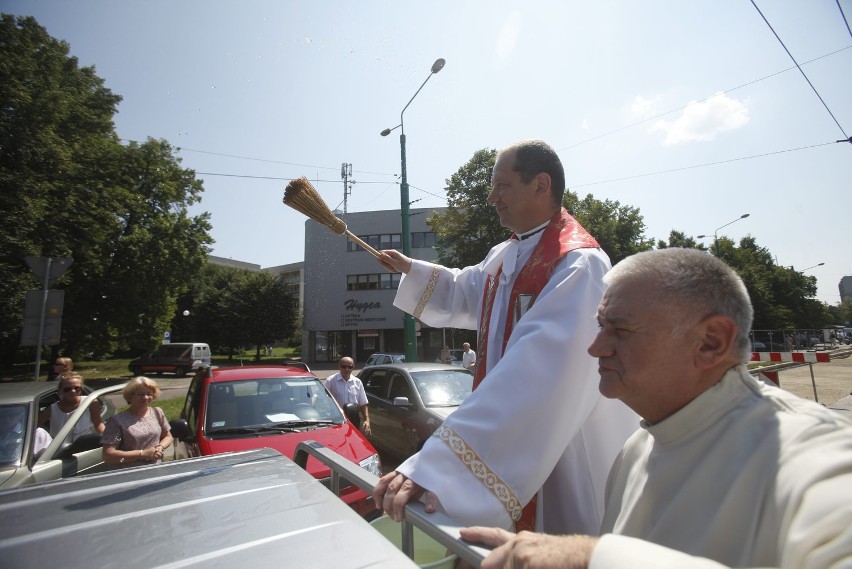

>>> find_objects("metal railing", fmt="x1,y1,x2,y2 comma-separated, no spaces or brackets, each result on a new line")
294,441,489,567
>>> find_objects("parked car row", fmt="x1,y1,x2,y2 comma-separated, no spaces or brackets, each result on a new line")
1,357,472,524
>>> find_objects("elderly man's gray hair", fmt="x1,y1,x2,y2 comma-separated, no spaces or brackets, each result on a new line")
604,248,754,363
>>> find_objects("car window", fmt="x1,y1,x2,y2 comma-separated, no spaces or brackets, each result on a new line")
183,373,203,429
363,370,391,400
205,377,343,432
388,372,415,402
0,404,28,468
411,369,473,406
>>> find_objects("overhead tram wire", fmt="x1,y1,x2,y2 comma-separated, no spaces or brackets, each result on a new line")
193,139,839,193
750,0,850,144
837,0,852,38
570,141,838,189
556,45,852,153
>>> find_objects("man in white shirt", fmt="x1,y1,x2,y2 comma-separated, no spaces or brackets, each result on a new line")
461,343,476,371
462,248,852,569
322,356,371,435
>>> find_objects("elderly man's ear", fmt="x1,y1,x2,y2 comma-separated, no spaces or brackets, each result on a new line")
694,315,738,369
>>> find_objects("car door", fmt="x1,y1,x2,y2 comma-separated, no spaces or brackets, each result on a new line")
384,372,421,457
30,384,122,485
361,369,394,452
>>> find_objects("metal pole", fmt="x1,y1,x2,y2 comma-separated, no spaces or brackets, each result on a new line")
34,257,52,381
400,133,417,362
808,363,819,403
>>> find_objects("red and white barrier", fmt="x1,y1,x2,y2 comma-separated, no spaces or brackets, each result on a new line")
750,352,831,363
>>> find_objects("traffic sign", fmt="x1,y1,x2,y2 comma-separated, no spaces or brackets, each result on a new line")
25,256,73,288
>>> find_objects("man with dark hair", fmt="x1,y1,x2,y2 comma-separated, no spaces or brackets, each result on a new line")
375,140,638,534
463,248,852,569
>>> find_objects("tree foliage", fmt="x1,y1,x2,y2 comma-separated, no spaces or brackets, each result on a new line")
429,148,653,268
657,230,707,250
430,148,507,268
718,236,831,330
0,15,212,363
563,191,654,265
189,266,298,359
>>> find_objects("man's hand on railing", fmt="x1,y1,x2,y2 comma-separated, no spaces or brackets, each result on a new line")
460,527,597,569
373,471,440,521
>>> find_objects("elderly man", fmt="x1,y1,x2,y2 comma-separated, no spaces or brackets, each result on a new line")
462,248,852,568
376,140,638,534
322,356,371,436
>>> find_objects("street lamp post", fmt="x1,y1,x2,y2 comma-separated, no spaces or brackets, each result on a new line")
801,262,825,272
697,213,750,257
381,58,445,363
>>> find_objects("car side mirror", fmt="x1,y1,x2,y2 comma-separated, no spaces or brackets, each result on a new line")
169,419,192,441
392,397,410,407
342,403,361,425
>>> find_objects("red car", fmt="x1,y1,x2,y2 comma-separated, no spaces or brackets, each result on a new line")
169,365,381,517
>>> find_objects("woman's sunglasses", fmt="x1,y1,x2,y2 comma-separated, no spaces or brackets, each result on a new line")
62,386,82,393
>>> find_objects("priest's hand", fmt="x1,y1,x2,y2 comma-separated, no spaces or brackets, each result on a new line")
373,471,439,521
460,526,597,569
378,250,412,274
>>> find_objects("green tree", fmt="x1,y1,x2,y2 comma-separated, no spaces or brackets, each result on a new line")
429,148,653,268
430,149,506,268
657,230,707,250
717,236,831,330
563,192,654,265
192,266,297,359
0,15,212,363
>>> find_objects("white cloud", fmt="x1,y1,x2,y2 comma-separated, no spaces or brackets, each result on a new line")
630,95,656,117
581,118,590,130
495,11,521,59
651,92,749,145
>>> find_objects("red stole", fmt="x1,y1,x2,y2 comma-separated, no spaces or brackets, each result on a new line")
473,208,600,391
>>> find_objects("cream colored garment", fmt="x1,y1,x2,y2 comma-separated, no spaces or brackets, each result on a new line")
591,367,852,568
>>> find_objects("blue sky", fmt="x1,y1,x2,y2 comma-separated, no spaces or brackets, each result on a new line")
4,1,851,304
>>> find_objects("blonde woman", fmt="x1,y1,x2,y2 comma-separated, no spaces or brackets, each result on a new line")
101,377,172,468
39,372,104,443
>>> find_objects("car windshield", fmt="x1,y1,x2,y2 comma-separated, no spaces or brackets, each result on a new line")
0,404,27,467
205,377,344,433
410,369,473,407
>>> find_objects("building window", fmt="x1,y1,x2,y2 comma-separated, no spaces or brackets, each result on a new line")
411,231,436,249
348,233,403,252
348,273,400,291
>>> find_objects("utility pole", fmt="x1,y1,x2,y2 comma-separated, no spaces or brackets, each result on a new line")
341,163,352,214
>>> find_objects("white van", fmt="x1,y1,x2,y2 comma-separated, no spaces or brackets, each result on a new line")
128,342,212,377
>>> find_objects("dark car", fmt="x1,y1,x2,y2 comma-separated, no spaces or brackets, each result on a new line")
0,381,120,489
360,363,473,459
169,365,381,517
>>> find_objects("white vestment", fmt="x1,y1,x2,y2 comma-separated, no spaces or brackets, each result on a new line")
393,233,639,533
591,366,852,568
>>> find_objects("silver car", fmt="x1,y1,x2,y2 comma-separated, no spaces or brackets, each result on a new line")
0,381,121,489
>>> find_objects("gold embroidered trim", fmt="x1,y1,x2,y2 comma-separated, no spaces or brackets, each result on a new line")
413,266,442,320
435,425,523,521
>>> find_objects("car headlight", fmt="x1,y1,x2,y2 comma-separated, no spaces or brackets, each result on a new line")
359,453,382,477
